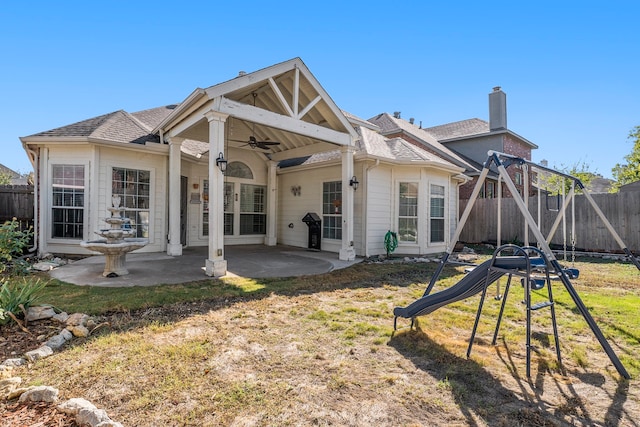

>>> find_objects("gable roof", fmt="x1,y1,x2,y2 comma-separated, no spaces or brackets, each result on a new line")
0,163,21,178
22,105,176,144
425,117,538,149
280,126,466,175
156,58,357,155
425,118,489,140
367,113,478,172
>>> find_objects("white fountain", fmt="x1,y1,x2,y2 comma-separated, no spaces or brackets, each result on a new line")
81,195,148,277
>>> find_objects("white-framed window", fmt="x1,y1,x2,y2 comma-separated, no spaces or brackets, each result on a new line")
112,167,150,238
322,181,342,240
398,182,418,243
51,164,85,239
203,180,266,236
240,184,266,235
515,172,523,185
430,184,445,243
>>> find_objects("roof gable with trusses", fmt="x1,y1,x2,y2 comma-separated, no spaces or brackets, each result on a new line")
158,58,357,159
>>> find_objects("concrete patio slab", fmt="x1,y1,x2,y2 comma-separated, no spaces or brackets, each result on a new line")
48,245,362,287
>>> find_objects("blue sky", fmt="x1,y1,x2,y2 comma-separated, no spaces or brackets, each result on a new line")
2,1,638,178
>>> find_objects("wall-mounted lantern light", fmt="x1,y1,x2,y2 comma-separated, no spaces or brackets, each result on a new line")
349,175,359,191
216,152,227,173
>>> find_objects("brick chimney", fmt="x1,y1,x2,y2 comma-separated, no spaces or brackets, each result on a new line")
489,86,507,131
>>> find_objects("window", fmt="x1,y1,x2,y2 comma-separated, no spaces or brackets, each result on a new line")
515,172,523,185
398,182,418,242
430,184,445,243
51,165,84,239
225,162,253,179
322,181,342,240
112,168,150,238
486,182,495,198
224,182,234,235
240,184,266,235
203,181,235,236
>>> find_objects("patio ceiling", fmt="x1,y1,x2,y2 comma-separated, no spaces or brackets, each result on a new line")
163,58,356,162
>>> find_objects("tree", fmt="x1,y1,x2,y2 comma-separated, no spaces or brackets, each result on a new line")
537,161,595,195
611,125,640,192
0,172,11,185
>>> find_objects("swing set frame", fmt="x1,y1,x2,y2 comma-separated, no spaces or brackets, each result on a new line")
426,151,639,379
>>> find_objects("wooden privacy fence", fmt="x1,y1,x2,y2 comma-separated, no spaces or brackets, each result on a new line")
459,191,640,253
0,185,34,225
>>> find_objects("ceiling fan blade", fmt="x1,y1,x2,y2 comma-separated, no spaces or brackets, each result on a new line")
255,141,280,146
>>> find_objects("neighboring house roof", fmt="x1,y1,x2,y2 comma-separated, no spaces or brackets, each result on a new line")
619,180,640,193
425,118,489,140
425,118,538,149
587,176,613,194
0,164,28,185
24,105,176,145
367,113,478,172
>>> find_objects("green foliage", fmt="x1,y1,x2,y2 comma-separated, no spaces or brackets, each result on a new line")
537,161,595,195
0,218,33,275
0,278,48,324
611,125,640,192
0,172,11,185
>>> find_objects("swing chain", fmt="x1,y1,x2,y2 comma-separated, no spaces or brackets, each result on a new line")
571,235,576,266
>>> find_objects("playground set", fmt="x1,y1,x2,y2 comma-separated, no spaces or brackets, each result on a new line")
394,151,640,379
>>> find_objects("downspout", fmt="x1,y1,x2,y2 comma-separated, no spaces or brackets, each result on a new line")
24,144,38,253
362,159,380,257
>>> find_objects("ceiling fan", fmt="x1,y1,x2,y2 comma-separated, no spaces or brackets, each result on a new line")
230,92,281,150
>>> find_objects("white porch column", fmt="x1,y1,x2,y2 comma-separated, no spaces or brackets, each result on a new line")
167,137,184,256
340,145,356,261
204,110,228,277
264,160,278,246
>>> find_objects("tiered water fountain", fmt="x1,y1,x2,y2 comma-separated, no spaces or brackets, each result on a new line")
81,195,148,277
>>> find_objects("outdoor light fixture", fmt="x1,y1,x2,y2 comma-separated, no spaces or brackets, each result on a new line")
349,175,359,191
216,152,227,173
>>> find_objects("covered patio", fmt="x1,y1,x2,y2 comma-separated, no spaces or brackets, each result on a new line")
49,245,363,287
157,58,360,277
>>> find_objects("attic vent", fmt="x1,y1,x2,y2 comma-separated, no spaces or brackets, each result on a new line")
238,71,247,77
393,111,401,119
409,117,414,125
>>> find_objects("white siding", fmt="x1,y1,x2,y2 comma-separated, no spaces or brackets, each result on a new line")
365,165,393,256
278,164,345,253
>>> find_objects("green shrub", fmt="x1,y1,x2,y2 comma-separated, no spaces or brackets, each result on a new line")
0,218,33,275
0,278,47,324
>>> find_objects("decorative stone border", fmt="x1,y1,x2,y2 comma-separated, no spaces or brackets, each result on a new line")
1,307,122,427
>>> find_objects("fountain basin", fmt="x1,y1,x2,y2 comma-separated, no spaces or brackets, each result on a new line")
80,238,149,277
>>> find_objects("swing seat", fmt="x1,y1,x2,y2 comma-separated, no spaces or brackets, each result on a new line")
564,268,580,279
520,278,546,290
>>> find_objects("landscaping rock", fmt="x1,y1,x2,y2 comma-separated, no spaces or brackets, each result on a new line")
60,328,73,341
26,305,57,322
24,345,53,362
46,333,68,350
96,421,124,427
53,311,70,323
77,407,111,426
19,385,59,403
6,387,29,400
57,397,97,415
68,324,90,337
66,313,89,326
1,358,26,367
32,261,60,271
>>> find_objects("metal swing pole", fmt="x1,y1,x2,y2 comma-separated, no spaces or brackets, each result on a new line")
490,151,630,379
423,160,492,296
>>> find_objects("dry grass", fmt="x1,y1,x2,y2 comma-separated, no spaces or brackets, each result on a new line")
10,258,640,426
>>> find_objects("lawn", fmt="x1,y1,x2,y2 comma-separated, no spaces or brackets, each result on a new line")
5,256,640,426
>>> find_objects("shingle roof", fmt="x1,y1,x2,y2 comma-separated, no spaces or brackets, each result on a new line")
279,126,463,171
424,118,489,140
25,105,176,145
367,113,477,171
